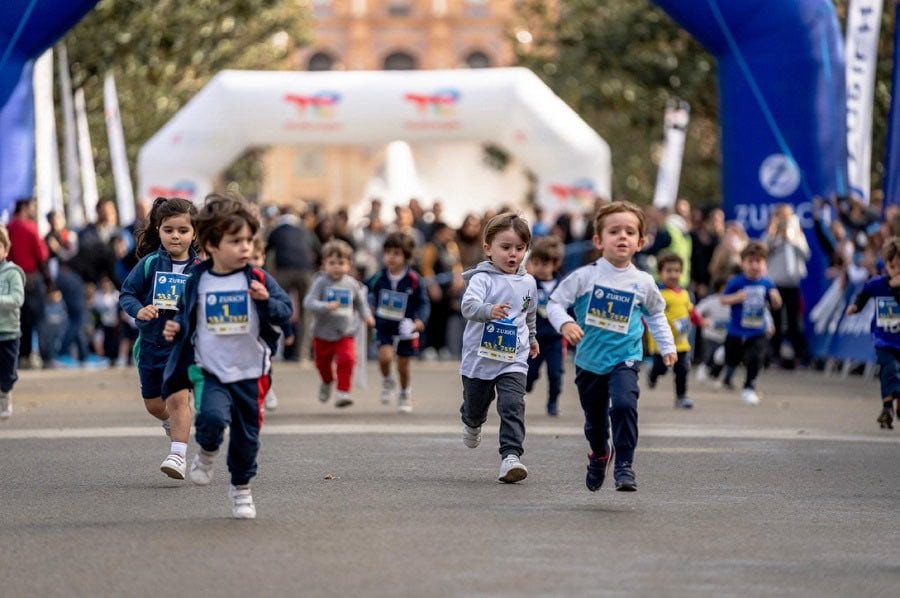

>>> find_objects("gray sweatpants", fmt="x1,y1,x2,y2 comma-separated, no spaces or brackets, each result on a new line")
460,373,526,458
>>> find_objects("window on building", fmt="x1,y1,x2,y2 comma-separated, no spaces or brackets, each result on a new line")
308,51,336,71
384,51,418,70
388,1,412,17
465,51,491,69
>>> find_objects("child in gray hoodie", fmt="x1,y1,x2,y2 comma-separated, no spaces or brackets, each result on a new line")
0,225,26,419
303,239,374,408
459,213,538,483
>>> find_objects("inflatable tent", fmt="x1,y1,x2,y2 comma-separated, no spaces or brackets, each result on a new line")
137,67,612,213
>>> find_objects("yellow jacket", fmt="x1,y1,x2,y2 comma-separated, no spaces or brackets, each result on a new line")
647,286,695,354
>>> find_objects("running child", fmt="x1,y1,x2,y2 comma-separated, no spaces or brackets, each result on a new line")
525,235,566,416
846,236,900,429
366,231,430,413
547,201,675,492
693,278,731,384
251,236,292,411
162,193,292,519
119,197,201,479
303,239,374,408
459,212,538,483
0,225,25,419
719,241,783,405
646,253,705,409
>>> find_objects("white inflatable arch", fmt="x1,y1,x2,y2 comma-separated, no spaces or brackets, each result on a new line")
138,67,611,212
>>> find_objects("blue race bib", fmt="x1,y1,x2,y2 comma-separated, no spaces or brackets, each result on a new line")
585,285,635,334
376,289,408,321
876,297,900,329
477,320,518,362
326,286,353,317
152,272,189,310
205,290,250,335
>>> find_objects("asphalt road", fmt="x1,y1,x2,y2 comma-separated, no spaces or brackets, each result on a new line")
1,361,898,597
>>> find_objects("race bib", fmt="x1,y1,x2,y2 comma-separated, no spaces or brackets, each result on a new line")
673,316,691,339
326,287,353,317
152,272,189,310
376,289,408,321
205,291,250,335
740,286,767,330
876,297,900,328
585,285,635,334
477,320,518,362
537,288,549,319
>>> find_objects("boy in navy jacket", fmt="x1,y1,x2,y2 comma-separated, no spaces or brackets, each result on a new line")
525,236,566,416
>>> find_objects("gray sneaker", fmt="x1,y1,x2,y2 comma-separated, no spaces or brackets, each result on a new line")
318,382,333,403
0,391,11,419
462,424,482,448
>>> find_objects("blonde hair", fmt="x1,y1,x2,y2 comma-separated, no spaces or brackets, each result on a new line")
0,224,9,250
594,201,647,237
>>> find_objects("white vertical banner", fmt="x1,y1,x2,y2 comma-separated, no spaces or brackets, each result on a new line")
845,0,883,205
652,100,690,210
104,73,135,226
75,88,99,222
56,43,84,229
33,49,63,236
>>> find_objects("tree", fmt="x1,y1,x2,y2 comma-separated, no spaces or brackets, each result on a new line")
63,0,312,202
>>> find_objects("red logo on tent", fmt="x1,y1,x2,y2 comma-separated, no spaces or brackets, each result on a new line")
148,180,197,200
549,179,595,202
284,92,341,118
404,89,460,117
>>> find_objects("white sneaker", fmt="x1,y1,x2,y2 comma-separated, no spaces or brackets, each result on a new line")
498,454,528,483
230,485,256,519
161,419,171,437
695,363,709,383
397,390,412,413
463,424,482,448
335,391,353,408
190,450,217,485
0,391,11,419
741,388,761,405
264,389,278,411
318,382,332,403
160,453,186,480
380,377,396,405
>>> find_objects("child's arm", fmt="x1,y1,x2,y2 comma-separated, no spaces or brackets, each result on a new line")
718,277,745,305
301,274,333,314
354,282,375,328
0,271,25,310
460,274,503,322
547,272,583,345
413,274,430,331
846,284,873,315
119,259,158,321
644,284,677,366
767,286,783,310
258,273,293,323
527,280,539,358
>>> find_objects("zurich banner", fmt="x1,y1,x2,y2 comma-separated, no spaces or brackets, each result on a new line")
0,61,35,222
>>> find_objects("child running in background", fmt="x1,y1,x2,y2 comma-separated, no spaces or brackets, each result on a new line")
460,213,538,483
646,253,705,409
303,239,374,408
251,236,293,411
119,197,201,479
0,225,25,419
548,201,675,492
694,278,730,384
367,232,430,413
525,235,566,416
162,193,292,519
92,275,121,367
719,241,783,405
846,236,900,429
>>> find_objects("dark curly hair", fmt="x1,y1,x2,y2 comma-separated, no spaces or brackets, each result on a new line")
134,197,197,258
195,192,260,252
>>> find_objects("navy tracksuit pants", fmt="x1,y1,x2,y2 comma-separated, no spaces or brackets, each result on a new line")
574,362,640,466
189,366,271,486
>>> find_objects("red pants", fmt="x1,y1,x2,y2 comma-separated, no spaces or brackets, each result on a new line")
313,336,356,392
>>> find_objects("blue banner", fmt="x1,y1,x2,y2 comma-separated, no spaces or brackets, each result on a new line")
883,1,900,215
0,60,34,222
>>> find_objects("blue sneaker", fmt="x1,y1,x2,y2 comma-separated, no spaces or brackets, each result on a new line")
585,448,613,492
614,461,637,492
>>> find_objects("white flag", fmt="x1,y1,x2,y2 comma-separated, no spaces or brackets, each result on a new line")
104,73,135,226
33,49,63,236
845,0,884,204
57,43,84,229
75,88,99,222
652,100,690,210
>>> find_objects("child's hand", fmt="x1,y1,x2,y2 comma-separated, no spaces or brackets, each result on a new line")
529,341,540,359
490,303,511,320
136,305,159,321
890,275,900,288
163,320,181,342
732,290,748,303
284,335,296,346
414,319,425,332
662,352,677,367
561,322,584,345
327,301,340,312
249,280,269,301
365,314,376,328
845,304,859,316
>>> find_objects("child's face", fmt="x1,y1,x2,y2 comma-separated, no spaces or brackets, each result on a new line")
594,211,645,267
383,247,407,274
529,257,556,281
741,255,766,279
207,223,253,273
324,254,350,279
159,213,194,260
484,228,528,274
100,278,114,292
250,249,265,268
0,243,7,262
660,263,682,288
886,256,900,278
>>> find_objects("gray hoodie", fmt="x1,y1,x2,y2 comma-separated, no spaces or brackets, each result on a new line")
459,260,537,379
303,272,371,341
0,259,25,340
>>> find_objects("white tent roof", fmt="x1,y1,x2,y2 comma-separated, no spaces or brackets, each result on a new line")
138,67,611,211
